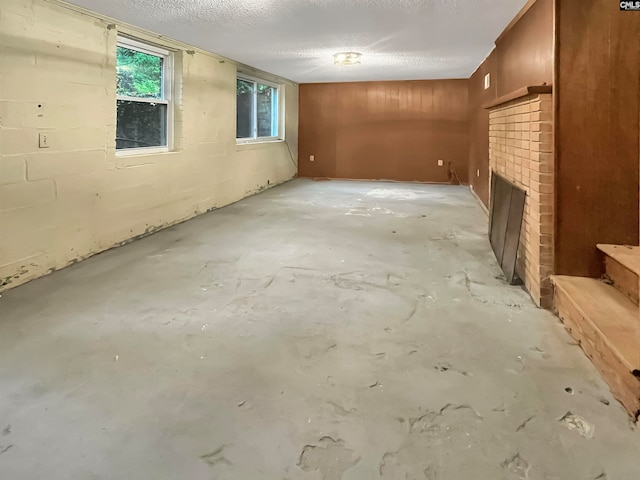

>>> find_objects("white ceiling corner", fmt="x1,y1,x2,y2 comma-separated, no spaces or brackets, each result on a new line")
65,0,528,83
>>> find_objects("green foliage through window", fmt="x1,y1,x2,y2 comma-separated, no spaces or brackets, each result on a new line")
237,78,279,140
117,46,163,99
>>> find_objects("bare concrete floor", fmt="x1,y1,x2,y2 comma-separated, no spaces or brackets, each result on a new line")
0,179,639,480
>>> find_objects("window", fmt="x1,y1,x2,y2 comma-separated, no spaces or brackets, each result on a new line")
116,37,172,153
236,76,280,142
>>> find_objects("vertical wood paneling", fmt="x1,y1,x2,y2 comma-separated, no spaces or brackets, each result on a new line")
468,52,498,206
496,0,554,97
298,83,337,178
468,0,553,206
298,80,469,183
555,0,640,276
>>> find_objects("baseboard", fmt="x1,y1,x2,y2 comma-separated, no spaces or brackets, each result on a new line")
470,185,489,216
303,176,461,186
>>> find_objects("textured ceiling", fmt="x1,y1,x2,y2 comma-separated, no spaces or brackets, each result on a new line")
66,0,528,83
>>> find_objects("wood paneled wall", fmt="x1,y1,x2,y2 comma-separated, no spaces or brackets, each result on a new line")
298,80,469,183
555,0,640,276
495,0,554,98
468,52,498,205
468,0,553,205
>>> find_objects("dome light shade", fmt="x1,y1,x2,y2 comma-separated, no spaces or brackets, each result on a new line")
333,52,362,66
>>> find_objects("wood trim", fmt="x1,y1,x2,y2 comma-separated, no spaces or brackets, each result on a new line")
495,0,538,44
482,85,553,109
304,177,452,185
552,0,560,274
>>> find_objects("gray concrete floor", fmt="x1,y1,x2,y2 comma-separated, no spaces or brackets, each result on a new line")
0,179,639,480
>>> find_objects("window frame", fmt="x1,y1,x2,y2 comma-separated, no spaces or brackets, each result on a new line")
116,36,174,156
236,74,283,145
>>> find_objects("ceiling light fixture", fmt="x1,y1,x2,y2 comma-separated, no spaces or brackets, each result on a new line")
333,52,362,66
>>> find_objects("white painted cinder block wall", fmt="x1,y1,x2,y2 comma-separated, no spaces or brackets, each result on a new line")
0,0,299,291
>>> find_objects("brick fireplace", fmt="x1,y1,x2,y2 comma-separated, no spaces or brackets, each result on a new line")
488,89,554,308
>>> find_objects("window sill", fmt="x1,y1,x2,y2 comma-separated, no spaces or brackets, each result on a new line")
116,147,173,158
236,139,284,150
116,149,181,167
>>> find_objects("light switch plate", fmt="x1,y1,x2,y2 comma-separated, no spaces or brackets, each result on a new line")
39,133,50,148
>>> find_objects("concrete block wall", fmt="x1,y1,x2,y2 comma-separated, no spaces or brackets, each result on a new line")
489,93,554,308
0,0,299,291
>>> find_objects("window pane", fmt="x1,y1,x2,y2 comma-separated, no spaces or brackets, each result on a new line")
116,100,167,149
117,46,163,99
236,79,254,139
257,84,278,138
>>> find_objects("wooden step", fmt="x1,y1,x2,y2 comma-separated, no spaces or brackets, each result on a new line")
551,275,640,420
597,244,640,305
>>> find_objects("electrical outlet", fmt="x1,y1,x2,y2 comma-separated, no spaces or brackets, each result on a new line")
310,155,315,162
39,132,50,148
476,169,480,177
437,159,444,167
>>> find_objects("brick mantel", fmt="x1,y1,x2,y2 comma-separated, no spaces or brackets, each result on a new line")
489,93,554,308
